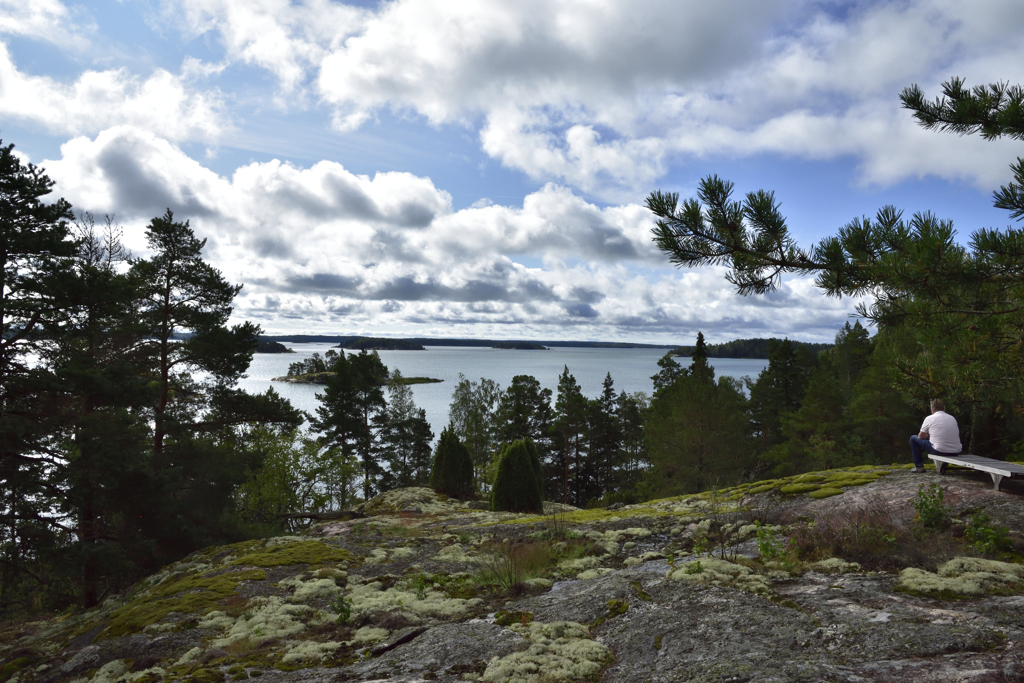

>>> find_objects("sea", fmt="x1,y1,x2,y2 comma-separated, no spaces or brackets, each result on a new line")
239,343,770,440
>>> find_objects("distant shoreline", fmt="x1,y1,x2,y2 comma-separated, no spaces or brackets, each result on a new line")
260,335,674,349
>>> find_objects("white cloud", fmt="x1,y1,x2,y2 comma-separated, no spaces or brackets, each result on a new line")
0,43,228,142
0,0,88,47
44,126,862,341
164,0,1024,197
0,42,227,141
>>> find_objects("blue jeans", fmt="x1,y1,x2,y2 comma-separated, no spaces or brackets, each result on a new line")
909,435,958,467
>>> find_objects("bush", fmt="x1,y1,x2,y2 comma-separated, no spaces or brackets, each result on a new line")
965,512,1012,555
490,440,543,513
429,425,475,499
913,482,950,530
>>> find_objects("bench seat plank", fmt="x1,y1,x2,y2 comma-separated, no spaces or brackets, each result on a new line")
928,454,1024,491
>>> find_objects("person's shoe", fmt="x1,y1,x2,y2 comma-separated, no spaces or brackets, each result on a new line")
911,466,926,473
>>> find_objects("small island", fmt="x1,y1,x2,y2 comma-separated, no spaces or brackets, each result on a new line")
272,373,442,385
255,339,295,353
493,341,547,350
338,337,425,351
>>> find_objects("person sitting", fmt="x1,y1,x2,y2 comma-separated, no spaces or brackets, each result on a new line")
909,398,962,473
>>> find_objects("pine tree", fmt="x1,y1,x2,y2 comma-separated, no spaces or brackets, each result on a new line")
430,425,475,499
381,370,434,488
490,440,543,513
552,366,587,506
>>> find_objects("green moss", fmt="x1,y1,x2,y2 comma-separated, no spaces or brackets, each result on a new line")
103,569,266,638
232,541,352,567
0,657,31,683
779,483,821,495
807,487,843,499
629,581,652,601
653,634,663,650
495,610,534,627
188,668,225,683
745,484,776,495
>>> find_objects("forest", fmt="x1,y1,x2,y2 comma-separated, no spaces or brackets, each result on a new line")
3,75,1024,619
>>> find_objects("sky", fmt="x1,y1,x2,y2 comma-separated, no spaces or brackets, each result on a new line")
3,0,1024,344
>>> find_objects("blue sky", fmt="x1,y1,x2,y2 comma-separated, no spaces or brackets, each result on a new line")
3,0,1023,343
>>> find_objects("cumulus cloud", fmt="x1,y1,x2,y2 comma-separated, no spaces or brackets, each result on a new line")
163,0,1024,197
0,0,88,47
0,43,228,142
44,126,862,341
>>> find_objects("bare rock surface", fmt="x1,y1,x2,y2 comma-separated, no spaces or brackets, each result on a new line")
1,466,1023,683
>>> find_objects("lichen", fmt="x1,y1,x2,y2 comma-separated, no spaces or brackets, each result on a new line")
896,556,1024,597
347,580,483,620
481,621,612,683
289,577,343,602
436,543,481,563
350,626,389,644
212,596,312,646
576,568,614,580
89,660,127,683
280,640,342,664
668,559,772,594
232,540,353,568
810,558,861,574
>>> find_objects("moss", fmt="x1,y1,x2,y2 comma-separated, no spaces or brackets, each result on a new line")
807,488,843,499
629,581,652,601
103,569,266,638
745,484,776,495
495,610,534,627
653,634,663,650
576,568,614,580
779,483,821,495
232,541,353,568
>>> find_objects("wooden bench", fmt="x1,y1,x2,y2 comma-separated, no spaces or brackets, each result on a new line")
928,454,1024,492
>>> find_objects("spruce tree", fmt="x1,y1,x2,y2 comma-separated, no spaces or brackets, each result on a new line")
490,439,543,513
430,425,474,499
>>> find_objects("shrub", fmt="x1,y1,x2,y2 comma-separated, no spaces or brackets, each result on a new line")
965,512,1012,555
430,425,475,499
913,482,950,530
490,440,543,513
788,498,925,571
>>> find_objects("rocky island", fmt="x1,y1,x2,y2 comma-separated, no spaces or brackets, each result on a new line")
4,465,1022,682
272,373,442,385
492,342,548,350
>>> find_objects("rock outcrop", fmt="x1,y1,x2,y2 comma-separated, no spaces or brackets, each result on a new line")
2,466,1023,682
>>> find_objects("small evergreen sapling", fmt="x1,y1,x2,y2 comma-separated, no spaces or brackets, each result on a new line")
430,425,475,499
490,440,543,513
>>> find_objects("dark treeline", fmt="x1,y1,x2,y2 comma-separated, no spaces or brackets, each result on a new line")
0,143,305,614
672,337,832,359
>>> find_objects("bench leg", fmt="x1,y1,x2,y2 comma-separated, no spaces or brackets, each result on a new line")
936,461,948,475
991,473,1004,492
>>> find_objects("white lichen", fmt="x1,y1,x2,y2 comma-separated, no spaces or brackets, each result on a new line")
348,581,483,620
896,556,1024,597
363,548,389,564
291,578,344,602
198,610,237,630
576,568,614,580
810,558,861,574
89,660,127,683
350,626,390,644
174,647,203,666
212,596,311,646
280,640,342,664
481,621,612,683
667,558,771,594
436,544,481,563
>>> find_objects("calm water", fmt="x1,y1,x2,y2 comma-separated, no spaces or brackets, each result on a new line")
239,344,769,439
